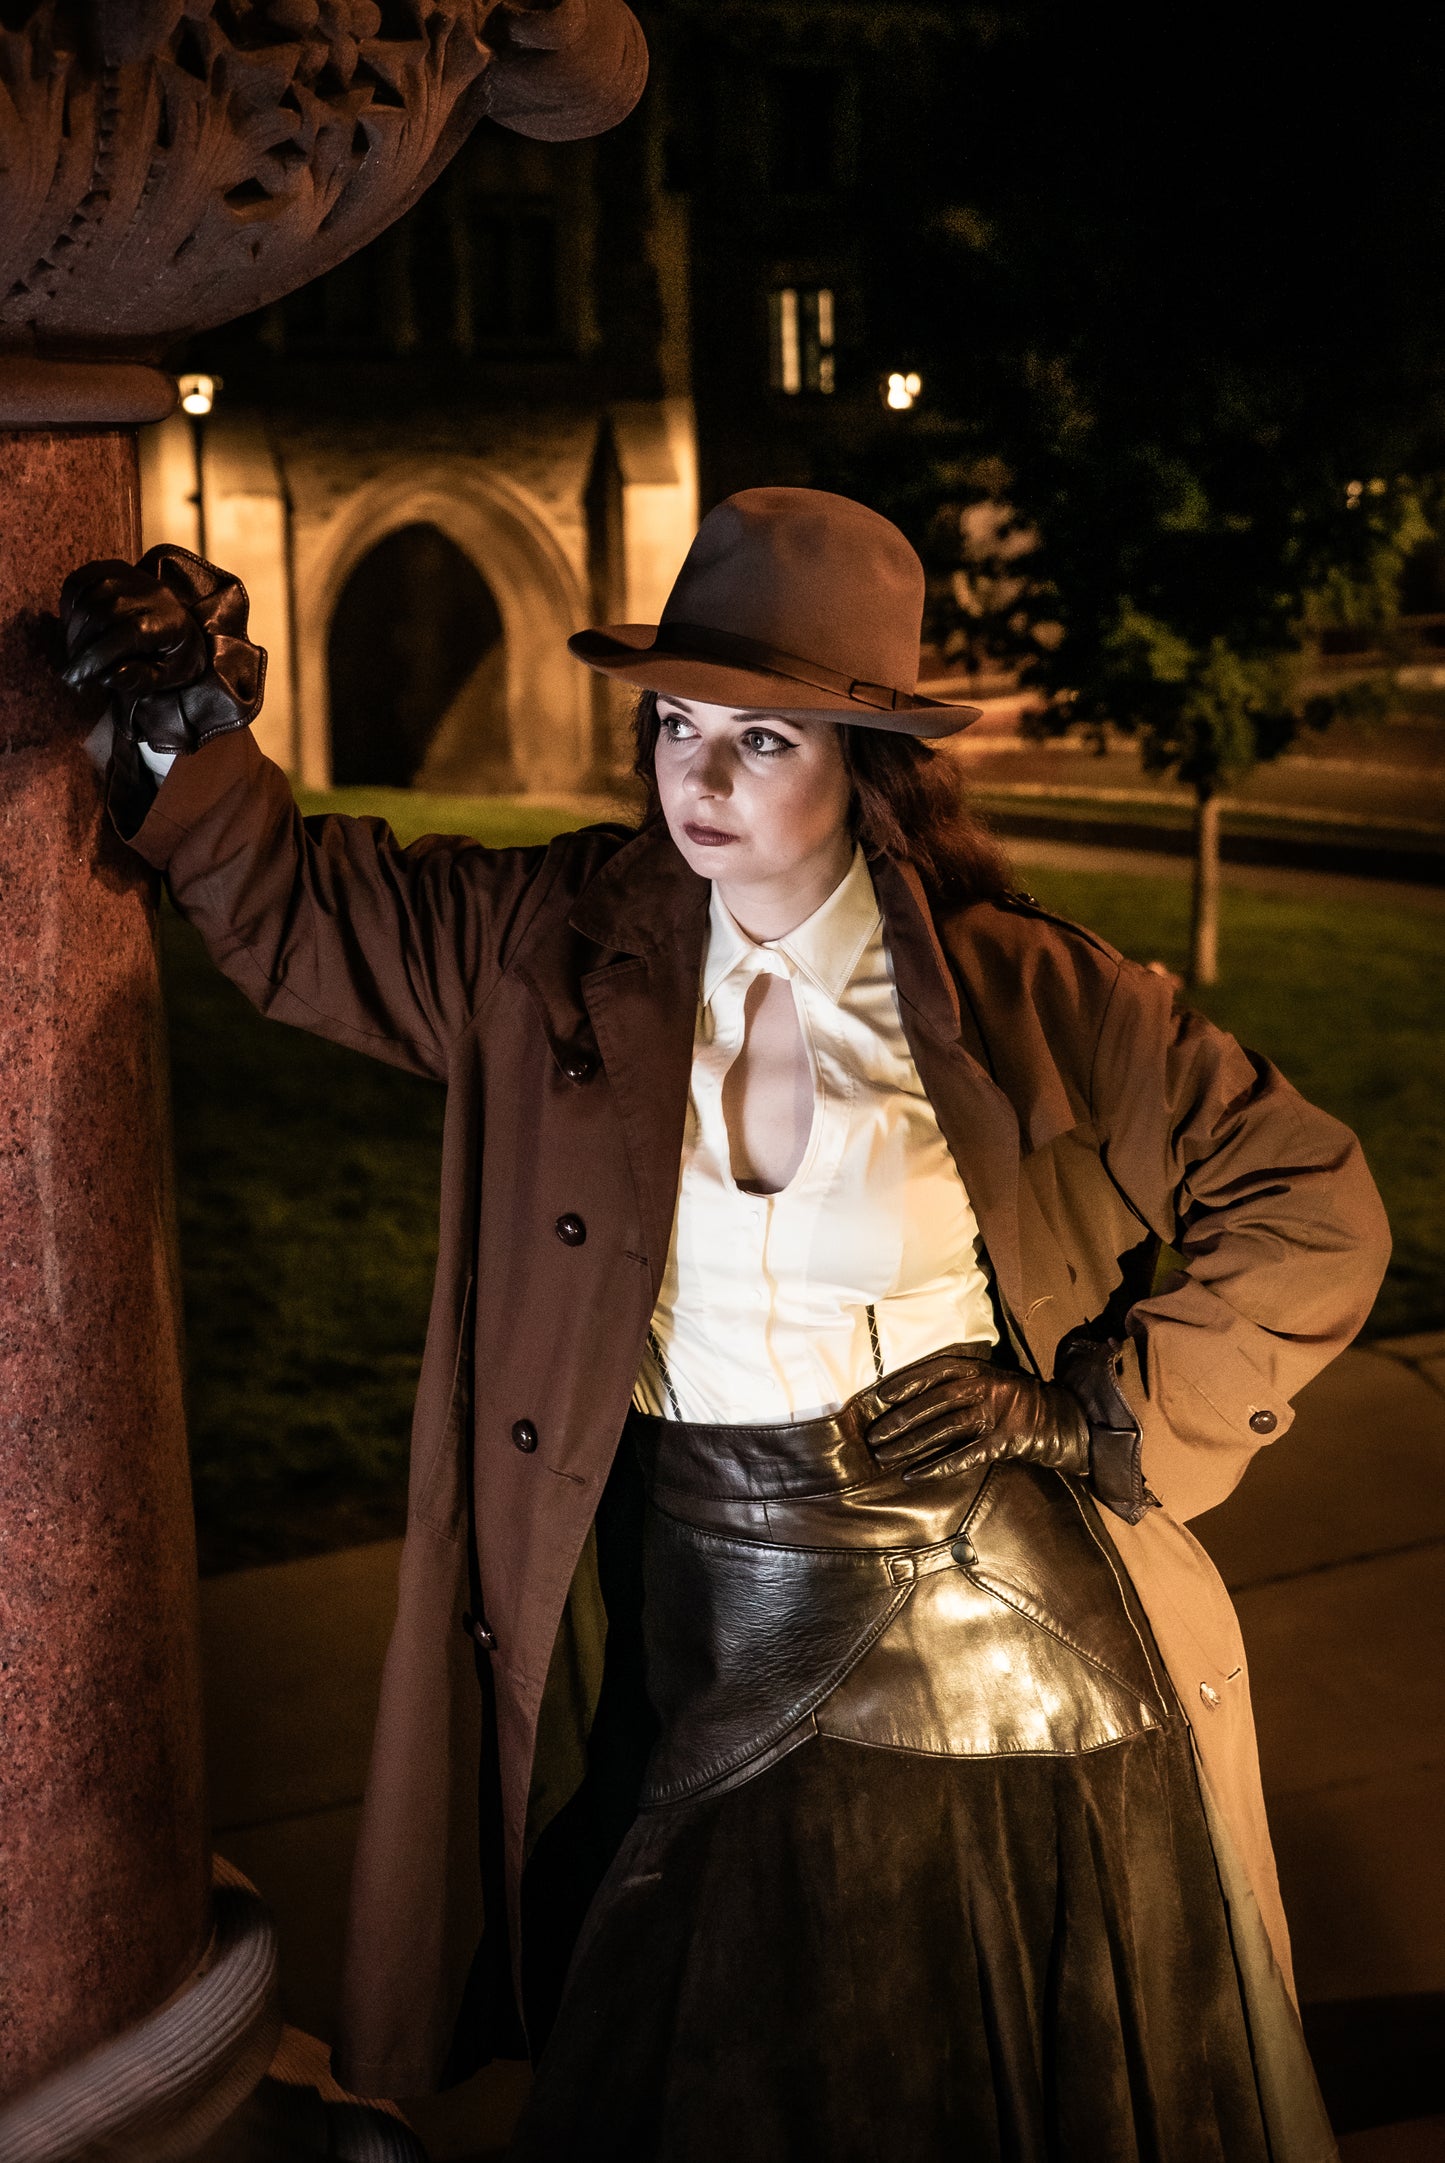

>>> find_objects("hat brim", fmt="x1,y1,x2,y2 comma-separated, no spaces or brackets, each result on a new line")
568,624,982,739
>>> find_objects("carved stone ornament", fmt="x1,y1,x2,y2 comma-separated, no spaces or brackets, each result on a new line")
0,0,646,360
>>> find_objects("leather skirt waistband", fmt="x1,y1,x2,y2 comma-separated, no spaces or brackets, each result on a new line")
628,1340,997,1505
627,1348,1174,1809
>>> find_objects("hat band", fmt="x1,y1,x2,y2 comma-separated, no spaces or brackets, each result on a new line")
652,620,913,712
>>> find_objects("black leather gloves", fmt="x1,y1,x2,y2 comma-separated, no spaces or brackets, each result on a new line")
862,1348,1091,1482
860,1334,1150,1522
57,544,265,754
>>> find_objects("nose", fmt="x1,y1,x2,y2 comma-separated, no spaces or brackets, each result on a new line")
682,733,732,799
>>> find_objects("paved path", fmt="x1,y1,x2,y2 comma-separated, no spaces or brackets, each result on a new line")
199,1333,1445,2159
1190,1332,1445,2157
1011,834,1445,911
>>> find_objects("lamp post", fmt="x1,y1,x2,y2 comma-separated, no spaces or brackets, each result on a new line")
0,2,645,2149
177,374,219,558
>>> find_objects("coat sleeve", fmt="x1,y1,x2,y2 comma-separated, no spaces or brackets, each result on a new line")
111,727,558,1082
1088,954,1391,1520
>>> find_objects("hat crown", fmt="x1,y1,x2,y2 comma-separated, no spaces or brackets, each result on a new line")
660,487,925,694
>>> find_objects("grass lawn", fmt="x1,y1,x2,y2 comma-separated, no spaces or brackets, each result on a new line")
167,786,1443,1574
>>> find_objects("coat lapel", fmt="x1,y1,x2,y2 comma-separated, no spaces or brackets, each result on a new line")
869,853,1028,1331
567,823,709,1297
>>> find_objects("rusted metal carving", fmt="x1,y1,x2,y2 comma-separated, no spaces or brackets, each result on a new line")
0,0,646,353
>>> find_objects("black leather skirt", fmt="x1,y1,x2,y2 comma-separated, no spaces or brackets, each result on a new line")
509,1372,1271,2163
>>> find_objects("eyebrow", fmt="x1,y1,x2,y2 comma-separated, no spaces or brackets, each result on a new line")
659,702,800,731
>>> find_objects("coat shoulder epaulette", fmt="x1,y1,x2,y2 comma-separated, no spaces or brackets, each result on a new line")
973,887,1126,968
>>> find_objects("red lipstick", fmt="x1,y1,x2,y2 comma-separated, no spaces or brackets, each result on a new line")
683,821,738,847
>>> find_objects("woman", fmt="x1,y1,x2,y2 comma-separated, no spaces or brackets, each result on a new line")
59,487,1386,2160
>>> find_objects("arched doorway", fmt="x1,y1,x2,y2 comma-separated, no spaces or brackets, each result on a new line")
327,523,515,791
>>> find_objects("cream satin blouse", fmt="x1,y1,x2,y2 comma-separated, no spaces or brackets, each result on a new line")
633,845,998,1424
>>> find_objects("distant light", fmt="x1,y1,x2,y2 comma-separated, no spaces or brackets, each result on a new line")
178,372,216,417
775,290,801,396
885,371,922,410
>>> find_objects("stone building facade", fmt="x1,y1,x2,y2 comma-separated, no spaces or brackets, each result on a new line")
142,110,696,795
136,2,965,798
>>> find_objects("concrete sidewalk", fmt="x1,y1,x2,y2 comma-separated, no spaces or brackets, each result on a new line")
199,1334,1445,2160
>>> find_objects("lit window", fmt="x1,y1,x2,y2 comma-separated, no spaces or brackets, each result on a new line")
769,286,836,395
770,287,801,394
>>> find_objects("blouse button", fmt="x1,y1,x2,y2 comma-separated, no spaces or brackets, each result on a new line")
555,1213,587,1246
1248,1409,1277,1435
511,1418,539,1453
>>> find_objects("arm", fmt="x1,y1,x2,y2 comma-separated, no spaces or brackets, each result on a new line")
1090,958,1392,1520
61,546,555,1081
122,727,553,1081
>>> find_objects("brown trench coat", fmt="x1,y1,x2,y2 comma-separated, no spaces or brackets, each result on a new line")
118,727,1390,2107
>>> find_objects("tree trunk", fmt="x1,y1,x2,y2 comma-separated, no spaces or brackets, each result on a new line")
1189,784,1221,987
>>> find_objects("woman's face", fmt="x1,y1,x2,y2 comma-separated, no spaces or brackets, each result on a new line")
653,695,854,921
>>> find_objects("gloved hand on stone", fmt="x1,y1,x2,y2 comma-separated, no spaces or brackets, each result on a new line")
859,1332,1149,1519
57,544,265,756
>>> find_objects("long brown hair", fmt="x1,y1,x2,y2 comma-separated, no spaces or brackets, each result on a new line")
630,689,1012,908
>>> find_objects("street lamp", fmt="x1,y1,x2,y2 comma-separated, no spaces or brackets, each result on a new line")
885,370,922,411
177,373,220,554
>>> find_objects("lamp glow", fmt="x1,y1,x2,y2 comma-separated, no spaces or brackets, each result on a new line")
178,372,216,417
885,371,922,411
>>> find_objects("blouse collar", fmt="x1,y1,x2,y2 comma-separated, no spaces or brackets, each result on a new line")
702,843,882,1009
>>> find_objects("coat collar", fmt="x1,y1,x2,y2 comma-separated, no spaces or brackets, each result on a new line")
565,816,966,1045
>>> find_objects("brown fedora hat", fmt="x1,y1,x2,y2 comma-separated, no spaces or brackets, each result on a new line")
568,486,981,737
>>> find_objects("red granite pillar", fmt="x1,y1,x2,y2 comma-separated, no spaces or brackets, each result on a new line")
0,1,645,2119
0,428,209,2097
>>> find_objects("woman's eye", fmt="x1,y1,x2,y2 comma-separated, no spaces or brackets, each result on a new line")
659,713,695,740
742,729,793,756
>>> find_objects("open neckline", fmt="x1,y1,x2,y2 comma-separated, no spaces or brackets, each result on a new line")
721,972,825,1204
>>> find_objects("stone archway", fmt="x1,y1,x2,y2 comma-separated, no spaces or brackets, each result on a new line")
327,522,513,791
297,465,593,795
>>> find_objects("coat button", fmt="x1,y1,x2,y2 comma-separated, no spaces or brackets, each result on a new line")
462,1611,496,1651
555,1212,586,1246
950,1534,976,1568
562,1051,595,1083
511,1418,539,1452
1199,1682,1221,1709
1248,1408,1277,1435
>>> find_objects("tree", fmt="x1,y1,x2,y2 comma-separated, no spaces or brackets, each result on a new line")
850,2,1445,982
919,455,1429,985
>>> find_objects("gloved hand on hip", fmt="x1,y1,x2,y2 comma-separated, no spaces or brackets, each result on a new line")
859,1333,1148,1519
57,544,265,755
861,1349,1091,1482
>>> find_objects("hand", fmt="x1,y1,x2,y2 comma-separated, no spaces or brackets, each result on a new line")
860,1348,1091,1484
57,544,265,754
